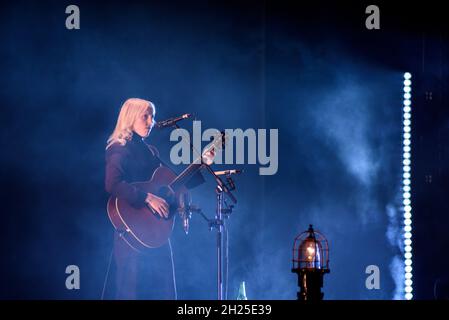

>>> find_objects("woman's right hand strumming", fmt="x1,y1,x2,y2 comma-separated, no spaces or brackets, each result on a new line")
145,193,170,218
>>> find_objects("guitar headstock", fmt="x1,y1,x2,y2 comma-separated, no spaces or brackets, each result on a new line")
214,131,228,150
202,131,227,165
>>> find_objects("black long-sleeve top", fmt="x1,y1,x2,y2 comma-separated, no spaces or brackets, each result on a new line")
105,134,161,208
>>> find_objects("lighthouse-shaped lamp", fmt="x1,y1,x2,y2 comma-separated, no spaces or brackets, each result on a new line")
292,224,330,300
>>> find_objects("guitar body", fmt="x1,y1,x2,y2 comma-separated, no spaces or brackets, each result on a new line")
107,166,187,251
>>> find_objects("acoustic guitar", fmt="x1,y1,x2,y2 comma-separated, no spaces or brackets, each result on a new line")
107,133,224,251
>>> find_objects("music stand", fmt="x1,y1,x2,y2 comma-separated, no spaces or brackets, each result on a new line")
167,122,238,300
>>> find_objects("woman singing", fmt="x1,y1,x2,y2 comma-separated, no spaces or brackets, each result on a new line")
104,98,176,299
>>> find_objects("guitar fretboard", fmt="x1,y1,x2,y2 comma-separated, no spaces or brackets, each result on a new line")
169,159,203,191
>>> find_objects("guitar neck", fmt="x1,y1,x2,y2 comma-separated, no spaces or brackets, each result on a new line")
169,136,223,190
169,160,203,191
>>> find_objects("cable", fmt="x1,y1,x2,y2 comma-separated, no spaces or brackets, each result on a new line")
168,239,178,300
100,245,114,300
225,221,229,300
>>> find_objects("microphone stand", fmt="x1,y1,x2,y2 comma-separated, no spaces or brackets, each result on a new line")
167,121,238,300
202,164,237,300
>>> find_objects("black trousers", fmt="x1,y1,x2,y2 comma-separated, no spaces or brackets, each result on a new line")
111,232,177,300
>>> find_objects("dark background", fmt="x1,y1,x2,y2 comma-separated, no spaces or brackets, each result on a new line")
0,0,448,299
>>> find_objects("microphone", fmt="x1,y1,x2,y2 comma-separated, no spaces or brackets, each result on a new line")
156,113,192,128
183,212,190,235
178,193,192,235
177,204,202,235
214,169,243,176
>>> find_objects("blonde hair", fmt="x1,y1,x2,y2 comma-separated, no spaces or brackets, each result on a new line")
106,98,156,149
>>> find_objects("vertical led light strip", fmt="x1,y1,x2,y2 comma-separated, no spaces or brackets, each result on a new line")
402,72,413,300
